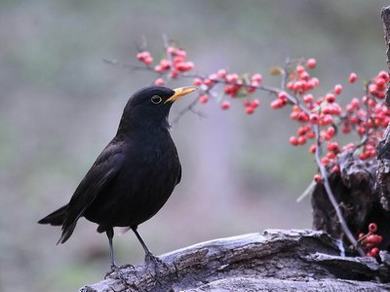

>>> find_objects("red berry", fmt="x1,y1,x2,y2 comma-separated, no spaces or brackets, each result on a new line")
208,73,218,81
334,84,343,95
297,112,309,122
309,144,317,154
243,100,251,107
378,70,389,81
221,101,231,110
289,136,299,146
367,99,376,108
351,98,360,109
159,59,170,69
251,73,263,83
369,247,380,257
167,46,176,54
376,77,386,88
278,91,288,101
314,174,322,183
249,81,259,91
327,127,336,138
271,99,284,109
226,73,239,83
199,95,209,104
251,99,260,108
170,70,179,79
175,49,187,58
193,78,203,86
306,58,317,69
325,93,336,103
204,78,214,87
368,83,377,94
154,65,163,73
320,114,333,125
303,94,313,103
217,69,227,78
136,51,152,63
297,126,307,136
306,131,315,139
296,65,305,74
331,165,340,173
144,56,153,65
349,72,358,83
309,113,319,124
366,234,382,245
297,136,306,145
321,156,330,166
245,107,255,115
175,61,194,72
368,223,378,233
327,142,340,152
308,77,320,88
154,78,165,86
326,152,336,159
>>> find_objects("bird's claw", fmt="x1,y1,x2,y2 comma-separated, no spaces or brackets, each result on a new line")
105,264,125,280
145,253,169,273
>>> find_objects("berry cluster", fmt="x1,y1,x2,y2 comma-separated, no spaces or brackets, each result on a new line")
358,223,383,257
340,71,390,161
135,45,269,115
135,46,390,178
194,70,265,114
280,64,390,181
136,47,194,87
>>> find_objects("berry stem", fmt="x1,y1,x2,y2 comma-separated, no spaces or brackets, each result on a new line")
313,124,365,256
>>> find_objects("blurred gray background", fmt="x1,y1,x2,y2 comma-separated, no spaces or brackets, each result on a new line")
0,0,389,291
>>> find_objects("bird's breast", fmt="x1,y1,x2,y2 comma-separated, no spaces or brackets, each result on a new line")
85,129,181,227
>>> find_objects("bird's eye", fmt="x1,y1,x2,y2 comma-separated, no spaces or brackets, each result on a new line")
151,95,162,104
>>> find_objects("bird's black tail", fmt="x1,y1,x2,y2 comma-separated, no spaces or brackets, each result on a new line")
38,204,77,244
38,205,67,226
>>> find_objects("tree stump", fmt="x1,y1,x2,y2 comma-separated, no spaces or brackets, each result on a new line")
80,229,390,292
311,151,390,251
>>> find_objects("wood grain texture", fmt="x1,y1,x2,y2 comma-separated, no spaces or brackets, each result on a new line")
80,229,390,292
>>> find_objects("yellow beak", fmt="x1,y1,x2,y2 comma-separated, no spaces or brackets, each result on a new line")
165,86,197,103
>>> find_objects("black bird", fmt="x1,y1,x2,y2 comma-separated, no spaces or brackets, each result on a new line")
38,86,196,268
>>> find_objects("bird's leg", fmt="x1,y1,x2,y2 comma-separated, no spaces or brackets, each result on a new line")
131,227,154,259
104,228,133,283
131,227,165,268
105,227,125,280
106,228,118,269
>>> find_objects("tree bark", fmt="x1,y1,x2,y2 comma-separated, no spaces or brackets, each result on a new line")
311,151,390,251
377,6,390,212
80,229,390,292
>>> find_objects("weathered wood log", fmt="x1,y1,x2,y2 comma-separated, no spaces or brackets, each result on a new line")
80,229,390,292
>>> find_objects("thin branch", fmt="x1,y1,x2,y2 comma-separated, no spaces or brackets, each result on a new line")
172,96,205,124
313,124,365,256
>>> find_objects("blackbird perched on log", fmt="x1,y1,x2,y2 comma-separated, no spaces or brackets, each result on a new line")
38,86,196,269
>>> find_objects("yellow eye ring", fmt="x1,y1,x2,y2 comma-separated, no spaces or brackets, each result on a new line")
151,95,162,104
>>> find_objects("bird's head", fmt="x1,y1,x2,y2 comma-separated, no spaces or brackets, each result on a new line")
118,86,196,132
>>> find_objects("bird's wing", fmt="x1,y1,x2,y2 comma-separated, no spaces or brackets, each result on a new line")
58,141,124,244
